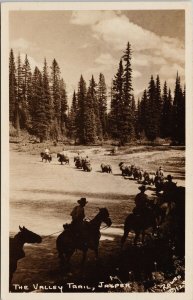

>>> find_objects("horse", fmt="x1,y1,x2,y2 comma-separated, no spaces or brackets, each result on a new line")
133,167,143,181
82,161,92,172
57,153,69,165
119,162,132,177
56,208,112,268
40,152,52,163
121,207,159,247
9,226,42,285
75,157,83,169
101,163,112,173
143,171,156,185
155,176,165,194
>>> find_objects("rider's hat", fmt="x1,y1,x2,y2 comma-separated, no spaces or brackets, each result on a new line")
77,197,88,205
138,185,146,192
159,166,162,170
167,174,173,180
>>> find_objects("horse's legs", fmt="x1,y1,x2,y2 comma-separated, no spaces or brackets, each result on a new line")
141,231,145,244
94,247,99,260
81,250,87,267
58,251,65,268
121,229,129,248
134,231,140,245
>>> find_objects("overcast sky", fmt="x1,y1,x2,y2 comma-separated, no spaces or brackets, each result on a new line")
9,10,185,104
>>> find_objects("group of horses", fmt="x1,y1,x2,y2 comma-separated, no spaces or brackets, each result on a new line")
40,152,70,165
119,162,165,191
10,152,184,286
10,179,184,285
74,156,92,172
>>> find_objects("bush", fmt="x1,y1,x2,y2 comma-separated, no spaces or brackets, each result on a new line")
9,123,18,137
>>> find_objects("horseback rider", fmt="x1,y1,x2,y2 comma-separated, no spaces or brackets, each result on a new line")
163,175,177,207
133,185,149,216
85,156,90,164
156,166,164,181
60,148,66,157
70,198,88,239
44,148,50,156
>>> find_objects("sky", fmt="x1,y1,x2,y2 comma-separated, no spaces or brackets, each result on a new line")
9,10,185,105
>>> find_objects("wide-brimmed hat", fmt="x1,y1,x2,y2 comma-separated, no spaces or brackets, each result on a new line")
77,197,88,205
167,174,173,180
138,185,146,192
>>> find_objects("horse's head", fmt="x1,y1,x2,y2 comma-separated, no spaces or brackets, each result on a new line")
98,208,112,227
19,226,42,244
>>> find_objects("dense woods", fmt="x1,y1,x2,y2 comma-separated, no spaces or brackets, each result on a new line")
9,43,185,145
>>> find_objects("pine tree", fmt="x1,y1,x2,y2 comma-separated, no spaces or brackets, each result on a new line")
155,75,162,137
21,54,32,130
138,89,148,138
50,59,61,140
84,81,97,144
122,42,134,143
89,75,102,142
146,76,157,141
31,67,47,142
68,91,78,140
60,78,68,135
172,73,185,144
161,82,172,138
42,59,53,139
110,59,124,141
9,49,17,126
15,54,23,134
131,94,137,139
76,75,87,144
97,73,108,139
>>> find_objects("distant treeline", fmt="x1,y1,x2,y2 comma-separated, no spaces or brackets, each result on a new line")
9,43,185,145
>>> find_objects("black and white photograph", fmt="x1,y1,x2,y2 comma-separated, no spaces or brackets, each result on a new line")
1,2,193,299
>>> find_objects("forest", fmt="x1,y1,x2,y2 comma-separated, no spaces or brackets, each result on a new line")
9,42,185,145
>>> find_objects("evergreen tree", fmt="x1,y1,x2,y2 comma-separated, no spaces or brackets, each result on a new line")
21,54,32,130
110,59,124,141
31,67,47,142
155,75,162,136
138,89,148,138
172,73,185,144
60,78,68,135
97,73,108,138
84,81,97,144
131,94,137,139
50,59,61,140
15,54,24,134
42,59,53,139
68,91,78,140
122,42,134,143
76,75,87,144
146,76,157,141
161,82,172,138
89,75,102,142
9,49,17,126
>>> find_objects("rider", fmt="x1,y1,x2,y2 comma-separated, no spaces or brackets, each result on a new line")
44,148,50,155
133,185,149,216
85,156,90,164
70,198,88,236
163,175,177,206
156,166,164,180
60,148,66,157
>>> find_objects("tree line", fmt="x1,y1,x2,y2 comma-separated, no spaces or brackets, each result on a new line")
9,43,185,145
